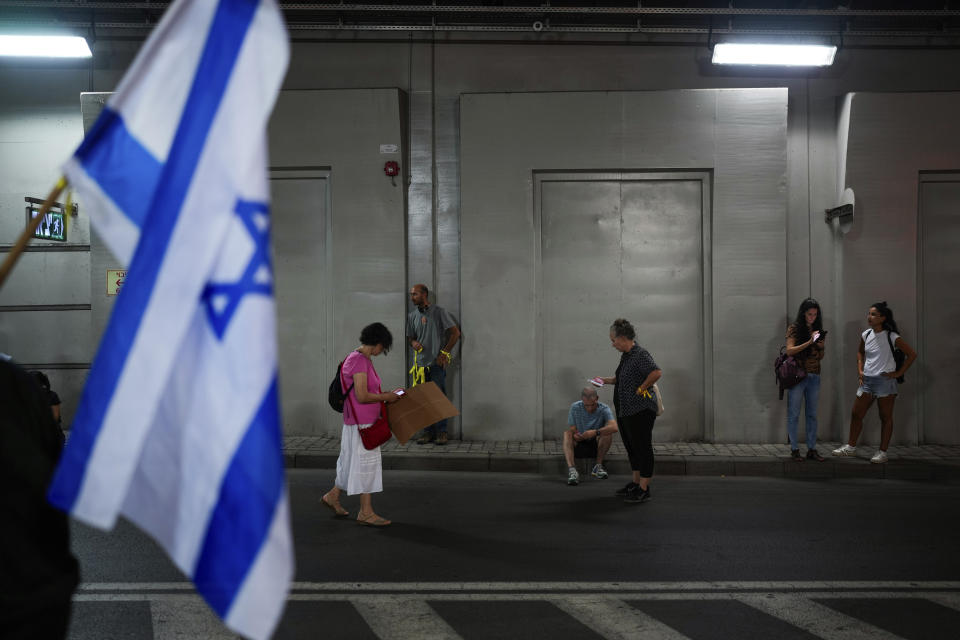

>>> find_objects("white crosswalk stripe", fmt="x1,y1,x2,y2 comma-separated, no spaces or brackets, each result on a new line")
555,598,691,640
350,596,463,640
737,593,905,640
71,581,960,639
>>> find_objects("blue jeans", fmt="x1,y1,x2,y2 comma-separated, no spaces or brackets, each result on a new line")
787,373,820,450
423,365,448,435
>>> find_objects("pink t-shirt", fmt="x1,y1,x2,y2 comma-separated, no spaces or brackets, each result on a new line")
341,351,382,425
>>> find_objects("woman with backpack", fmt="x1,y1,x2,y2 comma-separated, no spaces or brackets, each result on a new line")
784,298,827,462
322,322,400,526
833,301,917,464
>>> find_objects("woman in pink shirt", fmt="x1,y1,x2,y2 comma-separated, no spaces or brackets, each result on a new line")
322,323,400,526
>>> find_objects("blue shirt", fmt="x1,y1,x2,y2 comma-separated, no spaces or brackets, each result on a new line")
567,401,614,434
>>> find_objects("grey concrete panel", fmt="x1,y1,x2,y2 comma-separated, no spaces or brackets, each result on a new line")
462,89,787,442
537,174,708,442
271,172,331,436
712,89,788,443
407,90,434,292
79,94,119,352
621,178,705,440
840,92,960,445
918,178,960,444
434,97,463,436
0,103,87,245
540,178,622,438
0,309,92,364
268,89,407,434
1,250,90,306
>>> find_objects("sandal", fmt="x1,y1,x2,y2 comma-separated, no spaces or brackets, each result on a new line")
357,513,391,527
321,494,349,517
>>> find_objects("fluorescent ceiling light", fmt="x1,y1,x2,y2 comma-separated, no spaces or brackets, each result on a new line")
0,35,92,58
712,43,836,67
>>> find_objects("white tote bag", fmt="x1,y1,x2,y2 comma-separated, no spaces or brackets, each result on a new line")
651,382,664,417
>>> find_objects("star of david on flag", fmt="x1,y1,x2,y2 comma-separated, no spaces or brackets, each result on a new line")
46,1,293,639
203,200,274,339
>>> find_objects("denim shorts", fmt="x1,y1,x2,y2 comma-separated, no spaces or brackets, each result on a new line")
857,374,899,398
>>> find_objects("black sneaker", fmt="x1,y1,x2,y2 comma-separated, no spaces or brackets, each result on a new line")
624,486,651,504
806,448,824,461
615,481,638,497
790,449,804,462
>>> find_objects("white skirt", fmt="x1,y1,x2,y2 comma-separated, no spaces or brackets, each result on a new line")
335,423,383,495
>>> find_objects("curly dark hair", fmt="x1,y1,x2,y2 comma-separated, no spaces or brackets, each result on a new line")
610,318,636,341
791,298,823,344
871,301,901,334
359,322,394,353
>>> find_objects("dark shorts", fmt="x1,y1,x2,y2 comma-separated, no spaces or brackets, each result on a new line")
574,438,598,459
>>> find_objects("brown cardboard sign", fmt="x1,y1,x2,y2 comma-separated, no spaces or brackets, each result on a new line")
386,382,458,445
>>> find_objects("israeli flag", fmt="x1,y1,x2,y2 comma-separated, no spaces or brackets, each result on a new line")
48,1,292,638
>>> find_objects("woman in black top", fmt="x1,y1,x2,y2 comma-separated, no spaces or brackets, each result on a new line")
598,318,662,504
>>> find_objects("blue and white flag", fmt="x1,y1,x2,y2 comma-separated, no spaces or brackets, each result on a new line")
48,1,292,638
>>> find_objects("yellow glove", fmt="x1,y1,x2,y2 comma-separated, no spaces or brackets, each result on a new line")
409,348,425,387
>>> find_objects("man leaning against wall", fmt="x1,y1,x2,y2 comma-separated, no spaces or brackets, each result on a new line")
407,284,461,445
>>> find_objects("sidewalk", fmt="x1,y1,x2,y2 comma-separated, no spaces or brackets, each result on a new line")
283,436,960,482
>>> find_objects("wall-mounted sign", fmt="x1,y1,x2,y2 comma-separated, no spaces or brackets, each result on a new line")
29,208,66,241
379,144,399,154
106,269,126,296
25,196,77,242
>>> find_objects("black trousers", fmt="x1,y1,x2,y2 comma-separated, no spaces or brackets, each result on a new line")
618,410,656,477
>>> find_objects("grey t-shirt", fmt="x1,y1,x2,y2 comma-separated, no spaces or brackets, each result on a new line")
407,304,458,367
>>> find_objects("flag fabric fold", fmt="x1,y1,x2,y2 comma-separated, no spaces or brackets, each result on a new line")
47,1,292,638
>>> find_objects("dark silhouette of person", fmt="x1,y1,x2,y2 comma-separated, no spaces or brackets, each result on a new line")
1,359,79,638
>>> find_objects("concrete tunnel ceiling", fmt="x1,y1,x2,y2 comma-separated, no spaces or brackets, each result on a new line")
2,1,960,45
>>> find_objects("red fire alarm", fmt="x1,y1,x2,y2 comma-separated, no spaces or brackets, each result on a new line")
384,161,399,177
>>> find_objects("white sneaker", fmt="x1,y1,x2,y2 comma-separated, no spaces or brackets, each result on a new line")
870,450,889,464
567,467,580,486
832,444,857,456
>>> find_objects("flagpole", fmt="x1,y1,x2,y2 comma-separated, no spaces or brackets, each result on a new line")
0,176,68,290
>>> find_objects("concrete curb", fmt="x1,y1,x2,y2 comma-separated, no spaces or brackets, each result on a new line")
284,450,960,481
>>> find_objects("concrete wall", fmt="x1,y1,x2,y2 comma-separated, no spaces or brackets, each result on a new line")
0,65,93,426
75,89,407,437
460,89,787,442
2,39,959,442
835,92,960,445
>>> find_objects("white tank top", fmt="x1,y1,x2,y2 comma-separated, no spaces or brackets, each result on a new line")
862,329,900,377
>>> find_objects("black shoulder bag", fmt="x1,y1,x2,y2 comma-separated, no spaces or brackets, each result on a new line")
886,333,906,384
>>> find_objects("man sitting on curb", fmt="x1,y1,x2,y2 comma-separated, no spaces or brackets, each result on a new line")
564,387,617,485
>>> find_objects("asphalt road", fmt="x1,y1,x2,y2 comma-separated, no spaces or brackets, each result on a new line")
67,470,960,639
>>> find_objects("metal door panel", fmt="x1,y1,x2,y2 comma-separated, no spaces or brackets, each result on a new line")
621,180,704,440
271,172,331,435
539,173,707,441
919,178,960,444
540,180,622,437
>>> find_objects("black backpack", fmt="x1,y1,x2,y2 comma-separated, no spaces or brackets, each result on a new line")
774,346,806,400
328,361,354,413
